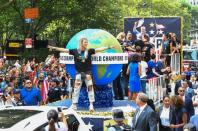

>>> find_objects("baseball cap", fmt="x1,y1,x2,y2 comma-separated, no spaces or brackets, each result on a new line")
112,109,125,121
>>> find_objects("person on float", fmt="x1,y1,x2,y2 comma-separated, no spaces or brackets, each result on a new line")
48,37,114,111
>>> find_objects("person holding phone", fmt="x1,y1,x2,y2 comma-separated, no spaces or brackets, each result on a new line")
3,86,17,106
45,109,68,131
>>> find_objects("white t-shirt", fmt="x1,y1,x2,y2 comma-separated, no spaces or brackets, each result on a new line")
160,106,170,126
45,122,68,131
140,61,148,78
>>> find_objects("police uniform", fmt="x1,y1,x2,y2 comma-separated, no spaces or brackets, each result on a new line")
107,109,131,131
47,79,61,103
47,87,61,103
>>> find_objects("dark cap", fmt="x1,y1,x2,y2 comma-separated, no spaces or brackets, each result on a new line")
112,109,125,121
47,109,58,122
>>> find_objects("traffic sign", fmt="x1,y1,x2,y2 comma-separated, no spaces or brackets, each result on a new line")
25,18,32,23
24,8,39,19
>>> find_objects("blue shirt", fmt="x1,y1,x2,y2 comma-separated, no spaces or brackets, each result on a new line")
20,87,41,106
147,60,156,79
190,115,198,131
155,61,164,75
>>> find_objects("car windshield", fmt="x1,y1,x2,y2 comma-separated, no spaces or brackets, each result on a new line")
0,109,42,129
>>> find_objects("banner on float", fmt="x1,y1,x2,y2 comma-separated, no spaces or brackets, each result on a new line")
59,53,128,64
124,17,182,49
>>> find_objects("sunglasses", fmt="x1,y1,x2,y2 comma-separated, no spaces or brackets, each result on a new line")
179,90,185,92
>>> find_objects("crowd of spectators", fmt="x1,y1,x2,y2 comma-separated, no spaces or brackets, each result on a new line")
113,30,198,130
0,55,70,106
0,29,198,130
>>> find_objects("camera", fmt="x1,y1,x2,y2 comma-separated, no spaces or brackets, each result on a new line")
57,107,62,112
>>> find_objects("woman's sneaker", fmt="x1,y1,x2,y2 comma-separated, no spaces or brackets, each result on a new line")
71,104,77,110
89,104,94,112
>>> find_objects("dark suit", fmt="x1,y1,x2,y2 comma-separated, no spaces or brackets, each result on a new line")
175,80,182,95
185,87,195,98
132,105,157,131
158,106,176,131
184,95,195,121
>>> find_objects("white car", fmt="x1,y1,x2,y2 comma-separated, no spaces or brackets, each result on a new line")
0,106,89,131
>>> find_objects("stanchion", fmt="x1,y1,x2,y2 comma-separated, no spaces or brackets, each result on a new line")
147,75,166,104
67,78,73,99
171,53,180,74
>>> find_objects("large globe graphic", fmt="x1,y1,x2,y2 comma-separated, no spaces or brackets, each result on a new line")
66,29,123,85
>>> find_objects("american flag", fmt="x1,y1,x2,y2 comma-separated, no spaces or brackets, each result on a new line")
41,79,49,101
156,24,165,29
82,117,110,131
33,77,49,101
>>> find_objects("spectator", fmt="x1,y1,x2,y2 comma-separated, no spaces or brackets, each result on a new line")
190,74,198,89
14,60,21,69
170,33,181,54
132,93,157,131
182,80,195,98
3,86,17,106
190,114,198,131
47,79,62,103
175,72,187,95
45,109,68,131
140,54,148,93
147,54,159,79
183,123,196,131
158,95,176,131
155,55,171,75
170,95,188,131
20,79,41,106
59,79,68,100
178,86,195,121
0,91,4,106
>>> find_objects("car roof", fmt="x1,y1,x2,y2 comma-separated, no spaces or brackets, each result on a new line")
0,106,71,131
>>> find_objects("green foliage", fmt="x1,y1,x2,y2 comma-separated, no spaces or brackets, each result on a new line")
19,48,49,62
0,0,193,54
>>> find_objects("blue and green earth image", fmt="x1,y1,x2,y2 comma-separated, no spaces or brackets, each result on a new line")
66,29,123,85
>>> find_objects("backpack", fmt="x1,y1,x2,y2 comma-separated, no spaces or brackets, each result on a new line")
108,124,132,131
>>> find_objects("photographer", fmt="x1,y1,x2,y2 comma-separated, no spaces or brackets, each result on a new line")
45,109,68,131
3,86,17,106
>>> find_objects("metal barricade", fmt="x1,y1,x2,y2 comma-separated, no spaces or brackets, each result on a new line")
147,76,166,104
67,77,73,99
171,53,180,74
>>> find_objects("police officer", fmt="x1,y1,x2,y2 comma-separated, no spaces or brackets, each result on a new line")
59,79,68,100
47,78,62,103
107,109,131,131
